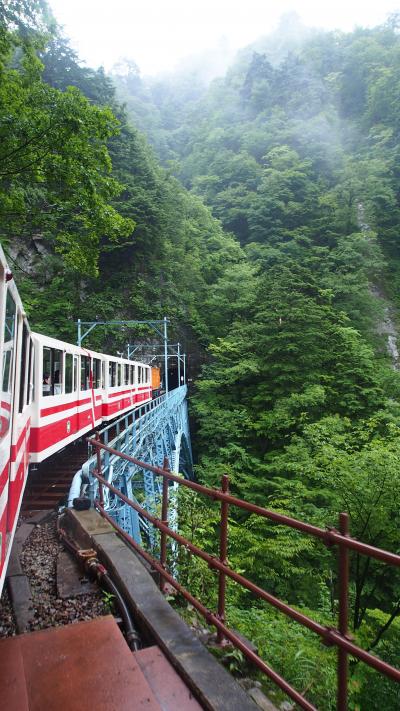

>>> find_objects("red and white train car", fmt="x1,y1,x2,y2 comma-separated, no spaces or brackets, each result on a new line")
29,334,152,463
0,244,155,593
0,251,33,593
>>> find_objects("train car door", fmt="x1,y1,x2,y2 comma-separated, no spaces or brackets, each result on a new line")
78,353,94,431
8,317,33,531
0,271,18,589
64,350,79,442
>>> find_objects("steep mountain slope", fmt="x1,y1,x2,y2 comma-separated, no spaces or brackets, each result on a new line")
2,4,400,706
114,18,400,708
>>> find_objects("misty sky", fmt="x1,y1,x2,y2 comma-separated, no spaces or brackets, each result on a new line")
49,0,400,75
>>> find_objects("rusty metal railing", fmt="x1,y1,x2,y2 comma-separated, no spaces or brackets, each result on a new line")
87,436,400,711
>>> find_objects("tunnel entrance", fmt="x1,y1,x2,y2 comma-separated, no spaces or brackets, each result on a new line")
167,363,179,390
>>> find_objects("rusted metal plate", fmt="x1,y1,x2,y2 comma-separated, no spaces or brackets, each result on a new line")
0,635,29,710
20,615,161,710
56,549,97,598
134,646,203,710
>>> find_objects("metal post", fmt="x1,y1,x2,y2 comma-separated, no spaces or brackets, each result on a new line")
183,354,186,385
160,456,170,593
338,512,350,711
77,318,81,347
217,474,229,644
177,342,181,387
164,315,169,396
95,432,104,507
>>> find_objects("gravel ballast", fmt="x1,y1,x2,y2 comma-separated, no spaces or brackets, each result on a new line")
0,513,108,637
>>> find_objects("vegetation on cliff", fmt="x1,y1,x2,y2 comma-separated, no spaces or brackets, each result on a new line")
1,3,400,706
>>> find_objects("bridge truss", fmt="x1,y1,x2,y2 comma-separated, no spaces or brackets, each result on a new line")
80,386,193,544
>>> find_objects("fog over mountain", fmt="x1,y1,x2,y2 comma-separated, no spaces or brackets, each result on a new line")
3,3,400,707
48,0,399,75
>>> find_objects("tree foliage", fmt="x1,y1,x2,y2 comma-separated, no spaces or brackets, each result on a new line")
3,6,400,707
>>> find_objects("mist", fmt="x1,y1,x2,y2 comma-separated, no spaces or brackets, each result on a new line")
48,0,399,77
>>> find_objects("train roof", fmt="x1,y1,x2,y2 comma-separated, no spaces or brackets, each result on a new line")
31,331,150,366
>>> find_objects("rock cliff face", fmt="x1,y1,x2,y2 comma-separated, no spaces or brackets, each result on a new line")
357,203,399,371
8,236,49,276
370,284,400,370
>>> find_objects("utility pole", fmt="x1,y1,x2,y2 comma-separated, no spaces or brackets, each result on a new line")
164,316,169,395
77,318,82,349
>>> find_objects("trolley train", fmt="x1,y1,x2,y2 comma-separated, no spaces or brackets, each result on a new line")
0,245,159,593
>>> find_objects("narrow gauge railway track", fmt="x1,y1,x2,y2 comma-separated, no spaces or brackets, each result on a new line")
22,440,88,512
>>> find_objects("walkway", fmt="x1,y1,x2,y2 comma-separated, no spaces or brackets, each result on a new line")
0,615,202,710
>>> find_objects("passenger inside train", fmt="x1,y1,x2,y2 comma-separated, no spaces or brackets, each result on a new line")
42,373,51,395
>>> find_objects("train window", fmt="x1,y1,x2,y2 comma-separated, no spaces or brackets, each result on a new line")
18,323,28,413
130,365,134,385
117,364,122,387
109,361,116,387
80,356,90,391
73,356,78,392
101,361,105,389
138,367,142,385
65,354,73,394
42,347,63,396
93,358,101,389
27,339,34,405
42,346,52,396
124,364,129,385
53,349,63,394
1,289,16,437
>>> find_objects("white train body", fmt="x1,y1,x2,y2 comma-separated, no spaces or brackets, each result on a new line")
0,244,152,592
30,333,151,463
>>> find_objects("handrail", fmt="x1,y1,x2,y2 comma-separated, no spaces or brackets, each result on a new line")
88,435,400,711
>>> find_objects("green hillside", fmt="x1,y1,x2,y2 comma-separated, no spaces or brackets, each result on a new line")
1,3,400,706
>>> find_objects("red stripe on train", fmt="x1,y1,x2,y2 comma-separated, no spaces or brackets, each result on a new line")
0,460,9,491
102,392,151,416
30,409,97,453
32,390,151,452
109,388,135,399
8,446,29,530
40,397,91,417
10,418,31,463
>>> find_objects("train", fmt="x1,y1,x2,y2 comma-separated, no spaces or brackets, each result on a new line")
0,244,161,593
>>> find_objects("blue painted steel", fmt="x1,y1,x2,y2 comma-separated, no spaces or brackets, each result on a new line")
82,386,192,545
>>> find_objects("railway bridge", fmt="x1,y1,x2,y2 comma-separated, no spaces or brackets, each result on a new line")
71,384,193,542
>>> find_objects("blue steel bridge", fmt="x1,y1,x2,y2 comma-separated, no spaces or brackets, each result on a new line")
77,384,193,543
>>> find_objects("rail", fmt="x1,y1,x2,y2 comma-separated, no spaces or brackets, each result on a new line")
88,435,400,711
